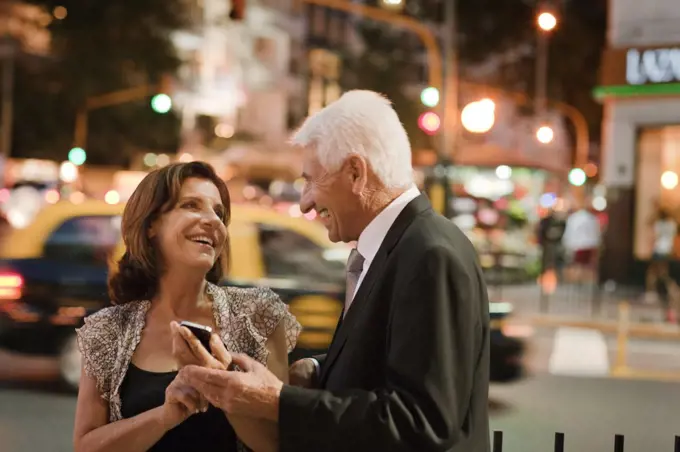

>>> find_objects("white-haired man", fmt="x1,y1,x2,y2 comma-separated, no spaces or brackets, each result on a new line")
180,90,491,451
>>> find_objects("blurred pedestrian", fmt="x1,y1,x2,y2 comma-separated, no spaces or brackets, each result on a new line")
645,208,677,321
562,204,602,284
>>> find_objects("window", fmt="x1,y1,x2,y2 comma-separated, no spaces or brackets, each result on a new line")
258,224,346,286
43,215,122,266
307,49,342,115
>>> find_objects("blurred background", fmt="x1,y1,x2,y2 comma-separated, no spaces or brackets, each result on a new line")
0,0,679,451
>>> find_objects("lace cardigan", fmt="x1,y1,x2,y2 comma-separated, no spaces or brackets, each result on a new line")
76,283,301,424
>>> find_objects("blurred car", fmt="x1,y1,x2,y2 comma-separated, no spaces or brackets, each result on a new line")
0,200,526,391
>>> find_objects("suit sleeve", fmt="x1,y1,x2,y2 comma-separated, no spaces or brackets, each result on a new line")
278,247,484,452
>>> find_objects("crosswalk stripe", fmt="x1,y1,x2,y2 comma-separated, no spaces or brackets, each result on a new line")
548,327,610,376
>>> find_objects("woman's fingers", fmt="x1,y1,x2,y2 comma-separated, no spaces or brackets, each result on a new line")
210,334,232,369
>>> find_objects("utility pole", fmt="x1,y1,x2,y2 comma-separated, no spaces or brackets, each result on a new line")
0,38,14,163
0,35,16,188
438,0,457,219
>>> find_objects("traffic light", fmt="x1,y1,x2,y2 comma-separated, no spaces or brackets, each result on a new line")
418,111,441,135
568,168,586,186
151,74,173,114
68,147,86,166
230,0,245,20
151,94,172,114
420,87,439,108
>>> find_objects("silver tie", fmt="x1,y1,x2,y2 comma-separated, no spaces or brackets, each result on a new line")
344,248,365,316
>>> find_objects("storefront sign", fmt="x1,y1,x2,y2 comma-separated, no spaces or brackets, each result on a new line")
626,48,680,85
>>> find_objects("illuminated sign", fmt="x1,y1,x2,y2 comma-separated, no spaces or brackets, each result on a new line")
626,48,680,85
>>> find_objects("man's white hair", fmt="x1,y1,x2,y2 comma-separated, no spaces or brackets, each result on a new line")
290,90,414,188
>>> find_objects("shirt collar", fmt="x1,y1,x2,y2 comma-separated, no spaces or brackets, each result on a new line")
357,185,421,266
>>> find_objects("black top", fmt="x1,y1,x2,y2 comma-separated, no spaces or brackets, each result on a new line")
120,363,238,452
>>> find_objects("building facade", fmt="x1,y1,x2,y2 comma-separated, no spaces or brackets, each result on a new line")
171,0,297,154
597,0,680,282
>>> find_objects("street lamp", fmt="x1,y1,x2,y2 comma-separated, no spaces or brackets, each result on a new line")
461,99,495,133
536,125,554,144
534,6,557,154
380,0,404,11
537,12,557,31
661,171,679,190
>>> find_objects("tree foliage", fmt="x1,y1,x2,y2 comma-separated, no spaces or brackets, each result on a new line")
13,0,189,165
350,0,607,157
344,21,434,151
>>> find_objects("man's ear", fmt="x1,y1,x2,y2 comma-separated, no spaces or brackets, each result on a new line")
346,155,368,193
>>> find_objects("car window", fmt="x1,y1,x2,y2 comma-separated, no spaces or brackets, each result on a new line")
257,223,346,286
43,215,122,266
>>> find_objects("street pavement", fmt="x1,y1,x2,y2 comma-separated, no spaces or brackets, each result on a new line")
492,282,671,323
1,372,679,451
1,325,680,452
489,375,680,452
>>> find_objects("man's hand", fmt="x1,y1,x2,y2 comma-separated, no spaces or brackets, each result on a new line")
289,358,318,388
170,321,226,370
179,353,284,422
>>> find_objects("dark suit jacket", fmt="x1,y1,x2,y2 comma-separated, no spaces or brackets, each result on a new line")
279,194,490,452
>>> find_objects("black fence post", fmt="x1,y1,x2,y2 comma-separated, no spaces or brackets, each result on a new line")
493,430,503,452
554,432,564,452
614,434,624,452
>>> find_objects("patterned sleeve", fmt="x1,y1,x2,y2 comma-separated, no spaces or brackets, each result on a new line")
75,306,121,400
250,287,301,356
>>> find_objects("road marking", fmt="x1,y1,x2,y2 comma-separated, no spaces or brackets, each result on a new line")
548,327,610,376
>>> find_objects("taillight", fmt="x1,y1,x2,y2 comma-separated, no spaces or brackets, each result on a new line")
0,271,23,300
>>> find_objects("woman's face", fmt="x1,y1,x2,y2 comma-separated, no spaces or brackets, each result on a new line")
150,177,228,274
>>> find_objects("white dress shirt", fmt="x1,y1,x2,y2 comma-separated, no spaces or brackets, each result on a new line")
307,184,421,376
348,184,421,307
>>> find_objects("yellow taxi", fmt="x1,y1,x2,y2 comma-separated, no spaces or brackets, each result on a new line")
0,199,526,391
0,199,349,390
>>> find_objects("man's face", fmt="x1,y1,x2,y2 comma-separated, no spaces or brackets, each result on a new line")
299,149,362,243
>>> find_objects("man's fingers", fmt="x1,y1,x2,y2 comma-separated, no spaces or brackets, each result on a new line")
210,334,232,368
181,364,233,388
229,353,258,372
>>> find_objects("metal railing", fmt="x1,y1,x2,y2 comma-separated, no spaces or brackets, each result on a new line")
492,431,680,451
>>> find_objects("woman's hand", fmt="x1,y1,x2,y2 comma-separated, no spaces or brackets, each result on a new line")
170,321,228,370
160,373,208,429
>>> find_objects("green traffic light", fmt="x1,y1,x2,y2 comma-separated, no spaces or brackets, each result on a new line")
151,94,172,114
68,147,87,166
568,168,586,186
421,87,439,108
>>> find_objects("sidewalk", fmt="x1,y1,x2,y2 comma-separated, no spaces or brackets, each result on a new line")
489,282,670,324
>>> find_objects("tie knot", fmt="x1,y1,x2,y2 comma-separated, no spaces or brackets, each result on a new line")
347,248,365,274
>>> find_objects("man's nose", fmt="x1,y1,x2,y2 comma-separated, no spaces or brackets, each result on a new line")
299,188,313,214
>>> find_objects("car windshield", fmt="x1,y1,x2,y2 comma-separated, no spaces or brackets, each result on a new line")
258,223,347,287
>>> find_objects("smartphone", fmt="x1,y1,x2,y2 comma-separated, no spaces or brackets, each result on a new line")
179,320,213,352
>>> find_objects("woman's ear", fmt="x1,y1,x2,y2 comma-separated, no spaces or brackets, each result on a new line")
147,220,158,239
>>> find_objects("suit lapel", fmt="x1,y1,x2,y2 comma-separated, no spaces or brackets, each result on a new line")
319,194,432,385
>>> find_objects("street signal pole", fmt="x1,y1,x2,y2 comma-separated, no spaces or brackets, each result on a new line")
73,75,174,150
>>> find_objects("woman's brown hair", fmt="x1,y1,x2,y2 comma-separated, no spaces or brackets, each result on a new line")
108,161,231,305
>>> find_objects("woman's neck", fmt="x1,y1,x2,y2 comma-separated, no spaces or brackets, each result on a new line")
152,269,209,319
